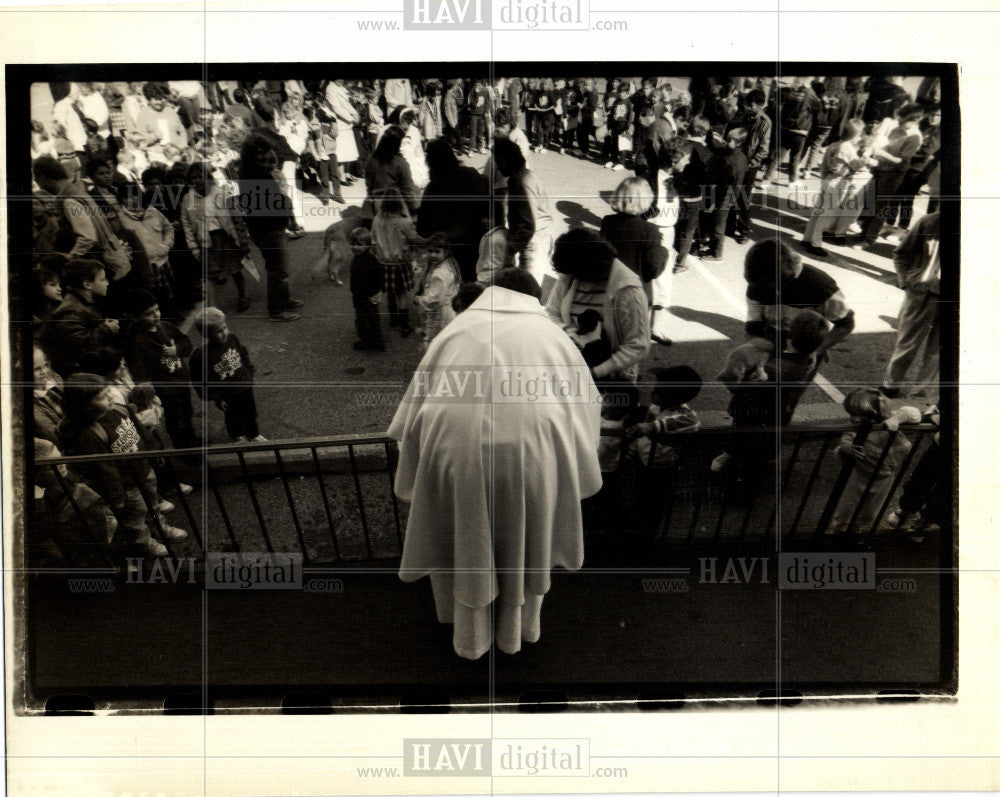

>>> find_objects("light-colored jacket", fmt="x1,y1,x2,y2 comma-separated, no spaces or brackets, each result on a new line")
546,259,651,381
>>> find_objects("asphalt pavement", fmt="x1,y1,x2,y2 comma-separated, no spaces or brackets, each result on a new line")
198,145,930,445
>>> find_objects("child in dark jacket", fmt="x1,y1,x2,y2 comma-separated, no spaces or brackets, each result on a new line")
189,307,265,443
57,373,186,557
348,227,385,351
701,126,748,261
125,289,198,448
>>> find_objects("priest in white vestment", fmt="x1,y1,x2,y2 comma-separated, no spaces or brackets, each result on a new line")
388,281,603,659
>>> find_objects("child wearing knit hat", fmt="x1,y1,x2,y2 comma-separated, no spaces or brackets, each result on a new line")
827,387,922,535
124,289,199,449
189,308,266,443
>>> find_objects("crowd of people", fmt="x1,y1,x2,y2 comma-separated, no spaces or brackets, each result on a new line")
27,74,944,567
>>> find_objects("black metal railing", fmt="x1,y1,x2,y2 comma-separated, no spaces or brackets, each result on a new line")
592,421,942,552
29,434,403,569
28,422,942,570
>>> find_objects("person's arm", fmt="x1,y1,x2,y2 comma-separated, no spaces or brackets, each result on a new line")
170,323,194,359
505,179,535,261
814,291,855,360
238,340,255,380
49,307,107,361
397,160,419,215
154,206,174,250
182,195,203,258
891,218,925,288
544,277,574,332
80,427,128,510
63,197,99,257
125,335,155,384
416,268,447,307
745,296,774,341
645,224,668,281
593,285,651,378
747,117,771,168
653,406,701,436
402,217,426,247
189,348,207,401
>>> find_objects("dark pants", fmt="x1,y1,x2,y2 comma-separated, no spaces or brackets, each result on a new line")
561,124,578,150
675,198,704,266
536,116,555,148
707,189,738,256
353,294,384,347
223,387,259,440
733,170,758,236
386,290,410,329
602,124,626,164
886,168,929,230
316,157,344,198
159,384,198,448
861,169,908,244
250,229,293,316
445,122,464,153
577,118,593,154
766,130,809,182
899,440,941,523
469,115,487,150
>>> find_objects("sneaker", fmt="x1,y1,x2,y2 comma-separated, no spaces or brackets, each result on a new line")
672,264,689,275
803,243,829,258
178,482,193,495
285,298,304,309
612,163,625,171
847,223,863,234
286,228,305,240
701,253,722,261
251,435,268,442
651,334,672,347
157,522,188,541
710,452,732,473
827,235,848,246
604,161,614,169
154,498,175,514
268,311,300,322
143,538,169,557
234,435,249,443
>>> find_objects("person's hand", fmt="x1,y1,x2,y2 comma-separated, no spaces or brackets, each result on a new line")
627,422,654,439
104,319,119,333
217,400,229,412
163,340,177,357
567,331,584,348
837,443,864,460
